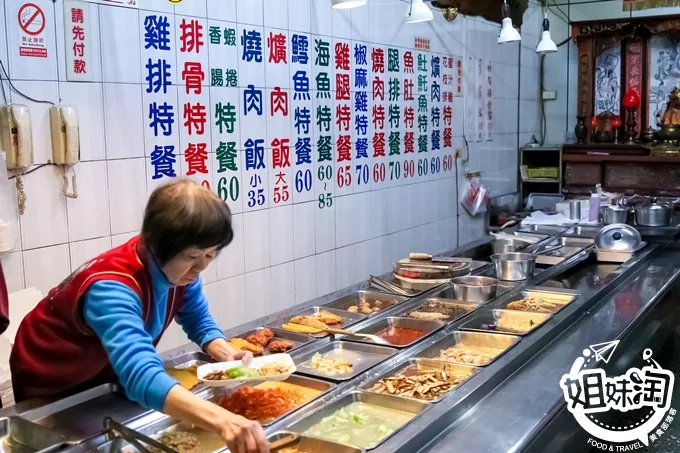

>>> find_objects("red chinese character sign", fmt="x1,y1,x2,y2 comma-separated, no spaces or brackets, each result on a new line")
64,0,92,81
17,3,48,58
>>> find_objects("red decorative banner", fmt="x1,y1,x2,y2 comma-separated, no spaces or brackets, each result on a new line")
625,40,643,130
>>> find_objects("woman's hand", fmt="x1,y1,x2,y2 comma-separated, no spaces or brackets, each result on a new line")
219,411,270,453
205,338,253,365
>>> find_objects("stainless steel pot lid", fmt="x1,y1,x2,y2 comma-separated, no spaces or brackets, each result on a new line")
637,198,671,211
595,224,642,252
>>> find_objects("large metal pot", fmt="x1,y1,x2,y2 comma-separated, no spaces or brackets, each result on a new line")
634,198,672,227
451,276,498,303
490,252,537,282
492,238,522,254
601,205,629,225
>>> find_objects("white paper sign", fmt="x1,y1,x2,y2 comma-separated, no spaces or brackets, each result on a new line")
64,0,93,81
17,2,49,58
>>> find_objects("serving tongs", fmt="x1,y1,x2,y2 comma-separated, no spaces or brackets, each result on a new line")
104,417,178,453
270,433,301,451
323,326,392,345
369,274,412,296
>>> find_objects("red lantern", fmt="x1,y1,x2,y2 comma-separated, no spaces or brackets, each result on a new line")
623,90,640,110
591,117,598,128
612,116,622,128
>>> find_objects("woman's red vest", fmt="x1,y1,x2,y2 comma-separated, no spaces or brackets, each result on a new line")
10,236,185,402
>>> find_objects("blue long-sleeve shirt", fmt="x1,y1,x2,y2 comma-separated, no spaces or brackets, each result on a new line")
83,257,225,411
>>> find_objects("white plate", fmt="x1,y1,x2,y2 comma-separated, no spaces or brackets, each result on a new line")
196,354,296,387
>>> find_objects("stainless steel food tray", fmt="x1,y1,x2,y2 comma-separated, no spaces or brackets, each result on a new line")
323,290,408,315
295,341,398,382
342,317,445,349
21,384,146,443
459,309,551,336
266,307,368,337
230,326,313,355
563,225,603,239
359,358,480,403
416,331,520,367
364,276,437,297
392,298,481,324
162,351,213,370
535,237,594,265
0,417,68,453
518,225,567,235
199,374,336,427
497,288,580,315
97,419,225,453
595,242,648,263
285,391,430,451
428,282,514,302
268,431,365,453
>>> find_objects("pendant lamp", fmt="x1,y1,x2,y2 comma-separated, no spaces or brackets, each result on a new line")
332,0,368,9
536,13,557,54
497,0,521,44
405,0,434,23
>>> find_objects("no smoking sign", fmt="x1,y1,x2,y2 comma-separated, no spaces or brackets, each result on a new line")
18,2,48,58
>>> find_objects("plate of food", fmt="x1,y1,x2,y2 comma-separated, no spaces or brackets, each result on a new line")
197,354,296,386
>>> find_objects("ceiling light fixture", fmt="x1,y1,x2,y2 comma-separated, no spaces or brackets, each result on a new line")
497,0,521,44
405,0,434,23
536,13,557,54
331,0,368,9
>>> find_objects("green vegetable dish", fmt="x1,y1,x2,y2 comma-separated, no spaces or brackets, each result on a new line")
304,402,414,449
226,366,260,379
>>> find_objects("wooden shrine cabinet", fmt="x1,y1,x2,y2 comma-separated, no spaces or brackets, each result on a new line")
564,15,680,198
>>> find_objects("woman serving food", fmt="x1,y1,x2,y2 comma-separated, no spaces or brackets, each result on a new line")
10,180,269,453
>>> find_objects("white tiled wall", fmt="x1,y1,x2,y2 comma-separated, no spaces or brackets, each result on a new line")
0,0,542,352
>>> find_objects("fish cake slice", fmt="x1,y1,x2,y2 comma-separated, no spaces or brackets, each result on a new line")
289,315,327,330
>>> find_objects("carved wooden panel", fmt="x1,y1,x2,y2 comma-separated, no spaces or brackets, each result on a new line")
604,163,680,194
564,163,601,186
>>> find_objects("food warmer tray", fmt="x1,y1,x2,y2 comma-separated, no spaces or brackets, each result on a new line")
342,317,445,349
595,242,648,263
359,358,481,404
285,391,431,451
294,341,398,382
459,309,552,336
162,351,214,370
364,275,437,297
392,298,481,324
517,225,568,235
496,288,580,315
0,416,68,453
266,307,368,337
322,290,409,316
535,237,594,265
427,282,515,301
563,225,603,239
230,326,314,355
268,432,365,453
416,331,520,367
20,384,146,443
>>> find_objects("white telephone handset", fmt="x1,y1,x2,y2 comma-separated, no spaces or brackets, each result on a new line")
0,105,34,170
50,105,80,165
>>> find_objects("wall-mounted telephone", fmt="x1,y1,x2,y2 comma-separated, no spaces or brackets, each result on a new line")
50,105,80,165
0,105,34,170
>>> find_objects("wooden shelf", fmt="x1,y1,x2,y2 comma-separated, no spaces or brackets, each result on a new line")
522,178,559,183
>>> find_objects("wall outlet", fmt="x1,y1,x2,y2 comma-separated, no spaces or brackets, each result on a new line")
542,90,557,101
455,148,462,158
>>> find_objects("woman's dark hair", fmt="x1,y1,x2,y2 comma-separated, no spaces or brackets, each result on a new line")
141,179,233,265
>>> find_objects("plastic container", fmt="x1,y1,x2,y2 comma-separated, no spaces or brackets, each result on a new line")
588,192,600,222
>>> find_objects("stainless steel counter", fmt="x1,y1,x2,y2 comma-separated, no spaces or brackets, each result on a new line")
4,233,680,453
